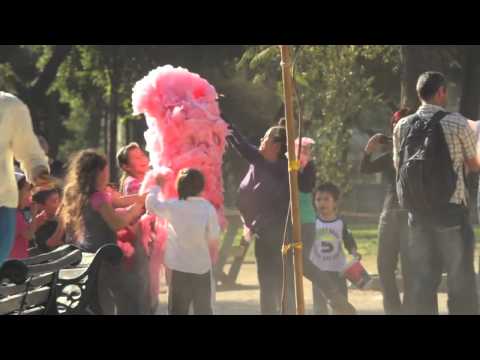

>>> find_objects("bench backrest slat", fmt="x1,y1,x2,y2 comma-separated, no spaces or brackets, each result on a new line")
0,287,52,315
15,306,46,315
22,245,75,266
0,273,55,297
27,250,83,276
1,243,123,316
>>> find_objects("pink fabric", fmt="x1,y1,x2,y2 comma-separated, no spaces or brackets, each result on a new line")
90,191,112,211
124,176,142,196
295,137,316,169
132,65,229,228
132,65,229,301
149,235,165,301
10,211,29,260
138,213,167,303
117,227,136,269
294,137,316,147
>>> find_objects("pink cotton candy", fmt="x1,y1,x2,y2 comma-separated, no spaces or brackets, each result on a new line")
295,137,316,147
294,137,316,168
133,64,229,246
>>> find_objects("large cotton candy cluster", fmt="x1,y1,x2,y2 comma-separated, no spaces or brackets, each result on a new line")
132,65,229,226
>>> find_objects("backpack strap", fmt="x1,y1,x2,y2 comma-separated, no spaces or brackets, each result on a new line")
398,114,421,169
427,110,449,125
397,111,449,171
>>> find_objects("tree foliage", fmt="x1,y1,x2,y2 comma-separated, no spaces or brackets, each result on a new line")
238,45,400,191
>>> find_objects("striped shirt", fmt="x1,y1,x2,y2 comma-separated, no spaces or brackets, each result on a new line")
393,104,477,205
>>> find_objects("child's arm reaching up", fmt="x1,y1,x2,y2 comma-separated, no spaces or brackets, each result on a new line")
106,185,147,209
145,173,173,220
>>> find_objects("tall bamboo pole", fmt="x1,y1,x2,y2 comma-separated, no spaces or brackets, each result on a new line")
280,45,305,315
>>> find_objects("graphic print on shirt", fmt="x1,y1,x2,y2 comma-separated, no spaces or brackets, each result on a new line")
310,218,347,272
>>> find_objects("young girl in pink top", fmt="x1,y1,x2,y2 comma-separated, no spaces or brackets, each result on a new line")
60,149,149,314
10,173,48,259
117,143,150,195
117,143,166,313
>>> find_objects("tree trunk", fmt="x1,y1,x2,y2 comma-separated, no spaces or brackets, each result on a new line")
102,113,108,156
43,93,66,159
124,120,130,146
19,45,72,134
85,100,103,149
400,45,446,111
131,117,148,149
30,46,73,99
107,47,120,183
459,46,480,119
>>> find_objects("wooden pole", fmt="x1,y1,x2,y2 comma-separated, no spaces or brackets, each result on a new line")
280,45,305,315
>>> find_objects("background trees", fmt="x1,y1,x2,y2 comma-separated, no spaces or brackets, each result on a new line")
2,44,479,209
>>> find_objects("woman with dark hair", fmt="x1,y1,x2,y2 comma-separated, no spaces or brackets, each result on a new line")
227,121,295,314
227,118,356,315
60,149,149,314
360,108,412,315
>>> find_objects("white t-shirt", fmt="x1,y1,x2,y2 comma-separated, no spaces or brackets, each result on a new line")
310,217,355,272
146,186,221,274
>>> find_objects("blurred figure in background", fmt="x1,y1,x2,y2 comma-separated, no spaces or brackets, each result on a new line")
360,108,412,315
37,135,65,179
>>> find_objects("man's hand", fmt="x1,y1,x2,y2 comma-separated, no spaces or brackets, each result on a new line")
364,134,386,155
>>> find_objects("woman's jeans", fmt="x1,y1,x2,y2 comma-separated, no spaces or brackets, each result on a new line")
0,207,16,265
377,209,411,314
254,225,296,315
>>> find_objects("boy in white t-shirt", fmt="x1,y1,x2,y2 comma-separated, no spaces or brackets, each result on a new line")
146,168,220,315
311,183,361,315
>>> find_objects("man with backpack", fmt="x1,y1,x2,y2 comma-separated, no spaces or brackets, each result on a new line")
393,71,480,315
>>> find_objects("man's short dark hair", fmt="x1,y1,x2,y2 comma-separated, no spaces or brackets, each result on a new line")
416,71,446,101
176,168,205,200
315,182,341,202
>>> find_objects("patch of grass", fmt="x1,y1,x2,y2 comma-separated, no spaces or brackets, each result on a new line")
219,224,480,274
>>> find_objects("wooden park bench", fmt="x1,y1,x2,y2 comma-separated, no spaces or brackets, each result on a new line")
0,244,122,315
214,209,256,290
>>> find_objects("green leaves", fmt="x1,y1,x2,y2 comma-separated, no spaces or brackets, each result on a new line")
238,45,400,192
0,63,19,92
249,46,278,70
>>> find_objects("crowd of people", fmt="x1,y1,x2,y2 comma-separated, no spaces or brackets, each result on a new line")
1,69,480,315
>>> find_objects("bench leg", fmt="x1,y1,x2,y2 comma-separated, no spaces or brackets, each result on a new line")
214,224,239,284
226,238,250,286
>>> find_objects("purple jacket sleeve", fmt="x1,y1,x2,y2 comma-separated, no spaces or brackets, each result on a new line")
227,124,264,166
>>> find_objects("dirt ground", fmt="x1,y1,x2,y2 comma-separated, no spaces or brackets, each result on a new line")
155,263,450,315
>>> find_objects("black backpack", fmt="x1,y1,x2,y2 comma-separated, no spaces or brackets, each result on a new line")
396,111,457,212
